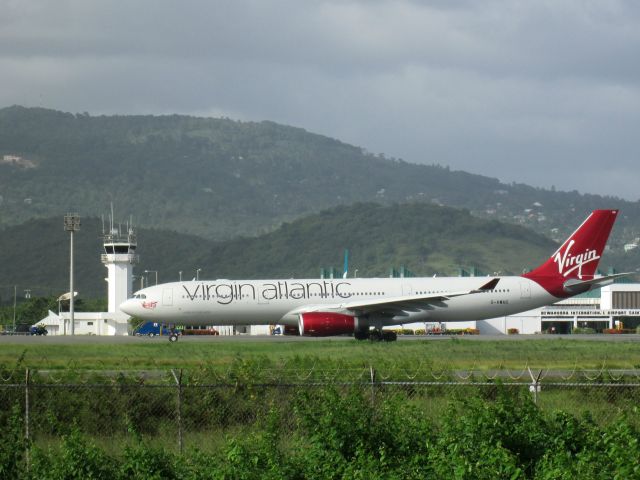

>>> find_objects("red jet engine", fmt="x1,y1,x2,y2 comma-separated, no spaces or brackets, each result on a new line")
298,312,355,336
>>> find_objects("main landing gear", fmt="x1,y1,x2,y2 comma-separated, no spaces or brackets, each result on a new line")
354,329,397,342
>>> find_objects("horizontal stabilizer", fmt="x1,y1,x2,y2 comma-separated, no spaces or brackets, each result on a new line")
563,273,632,295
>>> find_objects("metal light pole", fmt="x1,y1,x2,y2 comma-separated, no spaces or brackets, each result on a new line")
12,285,16,332
179,271,182,281
64,214,80,335
145,270,158,285
196,268,201,281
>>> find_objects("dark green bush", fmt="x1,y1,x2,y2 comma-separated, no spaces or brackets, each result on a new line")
30,429,117,480
0,407,28,479
2,386,640,479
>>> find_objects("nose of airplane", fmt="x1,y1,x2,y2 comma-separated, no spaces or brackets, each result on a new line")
119,298,140,316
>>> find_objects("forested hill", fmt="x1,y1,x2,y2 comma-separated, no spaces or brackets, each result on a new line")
1,106,639,246
198,203,560,281
4,202,630,301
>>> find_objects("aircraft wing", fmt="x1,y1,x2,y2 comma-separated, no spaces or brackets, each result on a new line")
286,278,499,317
341,278,499,314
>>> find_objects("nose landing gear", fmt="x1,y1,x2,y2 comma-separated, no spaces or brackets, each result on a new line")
354,329,397,342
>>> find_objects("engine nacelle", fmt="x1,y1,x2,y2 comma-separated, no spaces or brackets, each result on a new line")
298,312,355,336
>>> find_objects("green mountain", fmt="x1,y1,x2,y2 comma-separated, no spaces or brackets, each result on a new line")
0,215,212,302
1,106,639,247
0,202,590,302
198,203,560,280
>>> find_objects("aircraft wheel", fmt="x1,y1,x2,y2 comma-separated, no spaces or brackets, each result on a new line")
382,331,397,342
169,334,179,343
368,330,382,342
354,330,369,340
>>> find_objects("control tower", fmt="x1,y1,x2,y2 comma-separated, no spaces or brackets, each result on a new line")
101,218,139,313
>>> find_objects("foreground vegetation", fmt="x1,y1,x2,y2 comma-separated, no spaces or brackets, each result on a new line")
2,339,639,478
2,387,639,479
1,337,640,371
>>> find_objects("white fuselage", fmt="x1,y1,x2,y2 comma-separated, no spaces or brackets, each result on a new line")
120,276,557,328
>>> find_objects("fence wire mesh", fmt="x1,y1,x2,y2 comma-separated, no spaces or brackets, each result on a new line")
1,366,639,455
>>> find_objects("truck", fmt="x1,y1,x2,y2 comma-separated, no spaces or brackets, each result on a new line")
29,324,48,336
134,322,179,337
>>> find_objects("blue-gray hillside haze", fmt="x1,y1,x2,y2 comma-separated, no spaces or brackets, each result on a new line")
1,0,639,200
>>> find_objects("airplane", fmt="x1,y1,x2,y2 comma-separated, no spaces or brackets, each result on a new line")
120,209,626,342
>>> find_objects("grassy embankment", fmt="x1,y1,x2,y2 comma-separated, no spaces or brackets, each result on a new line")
1,337,639,372
2,337,639,470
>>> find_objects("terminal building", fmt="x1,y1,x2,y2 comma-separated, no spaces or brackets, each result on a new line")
430,282,640,335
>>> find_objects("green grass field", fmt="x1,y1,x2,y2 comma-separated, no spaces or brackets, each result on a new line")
2,336,640,479
2,337,640,372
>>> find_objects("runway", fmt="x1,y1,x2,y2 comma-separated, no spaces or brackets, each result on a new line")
2,333,640,344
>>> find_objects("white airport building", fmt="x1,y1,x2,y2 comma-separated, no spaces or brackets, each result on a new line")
428,282,640,335
40,220,136,336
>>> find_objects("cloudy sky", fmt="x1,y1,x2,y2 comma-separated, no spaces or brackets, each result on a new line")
2,0,639,200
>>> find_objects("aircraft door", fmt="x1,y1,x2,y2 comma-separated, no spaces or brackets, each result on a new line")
163,288,174,306
520,282,531,299
402,284,413,296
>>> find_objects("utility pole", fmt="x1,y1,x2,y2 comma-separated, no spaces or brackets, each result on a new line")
64,214,81,335
12,285,16,332
145,270,158,285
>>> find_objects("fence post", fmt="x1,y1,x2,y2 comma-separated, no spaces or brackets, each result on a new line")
369,365,376,408
171,369,183,454
25,368,30,472
527,367,542,405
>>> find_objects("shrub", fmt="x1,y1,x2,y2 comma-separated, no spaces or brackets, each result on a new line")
572,327,596,334
507,328,519,334
390,328,414,335
430,389,546,478
5,383,640,478
445,328,479,335
30,429,117,480
0,407,27,480
120,441,182,480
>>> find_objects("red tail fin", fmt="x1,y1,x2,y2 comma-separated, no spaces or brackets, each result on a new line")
523,210,618,297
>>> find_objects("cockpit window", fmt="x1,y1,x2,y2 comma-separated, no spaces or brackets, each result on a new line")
133,294,147,299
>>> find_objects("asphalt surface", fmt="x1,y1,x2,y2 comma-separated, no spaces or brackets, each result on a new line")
2,333,640,344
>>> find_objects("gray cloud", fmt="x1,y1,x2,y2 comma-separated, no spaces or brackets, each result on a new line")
1,0,639,199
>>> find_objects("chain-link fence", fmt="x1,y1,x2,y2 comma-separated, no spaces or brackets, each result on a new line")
1,366,639,456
